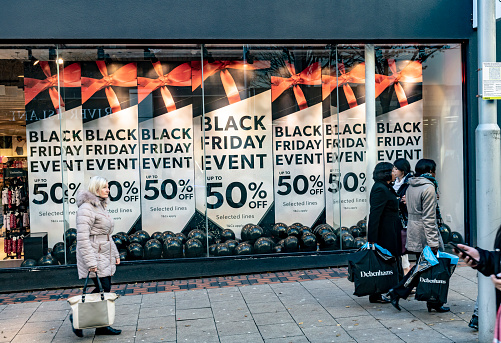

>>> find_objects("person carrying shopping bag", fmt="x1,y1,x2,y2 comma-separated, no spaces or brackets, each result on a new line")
383,159,449,312
70,176,122,337
367,162,403,303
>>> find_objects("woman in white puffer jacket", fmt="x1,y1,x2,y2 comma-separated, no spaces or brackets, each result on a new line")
71,176,121,337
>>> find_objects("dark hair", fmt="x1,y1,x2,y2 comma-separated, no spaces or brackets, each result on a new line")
393,158,411,176
373,162,393,182
414,159,436,177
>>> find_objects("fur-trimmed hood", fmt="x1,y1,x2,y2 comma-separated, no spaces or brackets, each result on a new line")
76,190,109,208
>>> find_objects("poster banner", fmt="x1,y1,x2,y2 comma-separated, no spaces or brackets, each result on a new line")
272,61,325,227
273,104,325,226
25,61,83,247
138,61,195,234
323,59,423,228
323,105,366,229
81,61,140,233
139,106,195,233
193,90,274,238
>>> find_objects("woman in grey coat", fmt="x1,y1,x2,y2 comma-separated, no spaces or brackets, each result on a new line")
70,176,122,337
383,159,449,313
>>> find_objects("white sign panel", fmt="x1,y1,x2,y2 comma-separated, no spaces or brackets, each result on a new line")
482,62,501,99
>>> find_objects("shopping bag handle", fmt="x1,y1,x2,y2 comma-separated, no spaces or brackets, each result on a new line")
82,271,105,302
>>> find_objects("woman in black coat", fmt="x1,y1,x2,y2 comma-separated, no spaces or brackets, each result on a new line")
367,162,403,303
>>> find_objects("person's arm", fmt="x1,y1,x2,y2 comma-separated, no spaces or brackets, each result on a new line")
367,185,386,243
111,239,120,264
456,244,498,276
421,185,440,252
76,205,97,271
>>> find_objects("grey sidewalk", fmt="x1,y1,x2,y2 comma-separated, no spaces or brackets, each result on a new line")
0,266,479,343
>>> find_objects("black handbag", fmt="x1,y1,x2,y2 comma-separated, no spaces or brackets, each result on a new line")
348,244,399,296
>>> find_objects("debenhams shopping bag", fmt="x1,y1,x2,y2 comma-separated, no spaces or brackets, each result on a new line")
348,243,399,296
414,247,458,304
67,273,119,329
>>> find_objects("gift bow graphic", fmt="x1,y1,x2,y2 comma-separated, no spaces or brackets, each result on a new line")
322,63,365,108
271,62,322,110
192,60,271,104
375,59,422,107
138,61,191,112
24,62,81,111
81,61,137,113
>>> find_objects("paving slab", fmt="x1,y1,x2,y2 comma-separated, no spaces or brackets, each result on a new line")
16,320,62,335
336,315,386,331
219,333,264,343
258,322,303,340
9,331,56,343
394,327,453,343
301,324,356,342
247,300,286,314
26,309,68,322
253,311,295,326
134,327,176,342
215,319,260,336
139,305,175,318
264,336,309,343
137,315,176,330
0,265,480,343
176,307,213,321
0,330,20,343
175,298,210,310
35,301,68,311
348,329,404,342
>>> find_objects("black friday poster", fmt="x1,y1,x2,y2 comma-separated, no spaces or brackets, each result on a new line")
81,61,141,233
193,90,274,238
272,60,325,227
25,61,84,247
138,61,195,234
323,59,423,228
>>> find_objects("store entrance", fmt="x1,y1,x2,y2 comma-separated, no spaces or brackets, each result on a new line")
0,58,30,267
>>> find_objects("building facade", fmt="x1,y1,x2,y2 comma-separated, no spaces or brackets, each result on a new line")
0,0,493,290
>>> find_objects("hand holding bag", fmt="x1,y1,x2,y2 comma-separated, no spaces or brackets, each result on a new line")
67,272,119,329
413,246,458,304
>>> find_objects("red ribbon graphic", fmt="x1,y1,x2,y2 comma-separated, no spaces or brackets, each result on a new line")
138,61,191,112
81,61,137,113
192,60,271,104
375,60,422,107
24,62,81,111
271,62,322,110
322,63,365,108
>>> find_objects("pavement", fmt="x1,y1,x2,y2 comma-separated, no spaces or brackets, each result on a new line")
0,265,479,343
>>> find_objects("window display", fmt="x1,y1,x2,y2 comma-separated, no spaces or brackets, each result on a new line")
0,44,465,268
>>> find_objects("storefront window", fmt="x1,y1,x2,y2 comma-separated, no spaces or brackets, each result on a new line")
0,43,464,268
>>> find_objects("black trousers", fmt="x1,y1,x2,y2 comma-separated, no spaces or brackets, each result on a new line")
91,276,112,293
391,252,443,305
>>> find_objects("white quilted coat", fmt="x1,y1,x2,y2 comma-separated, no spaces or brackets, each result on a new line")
76,191,119,279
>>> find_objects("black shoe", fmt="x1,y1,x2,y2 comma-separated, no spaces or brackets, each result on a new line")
95,326,122,335
427,303,450,313
69,314,83,337
469,314,478,330
369,294,391,304
382,290,401,311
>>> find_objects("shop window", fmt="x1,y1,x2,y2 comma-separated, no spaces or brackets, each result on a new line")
0,44,464,268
